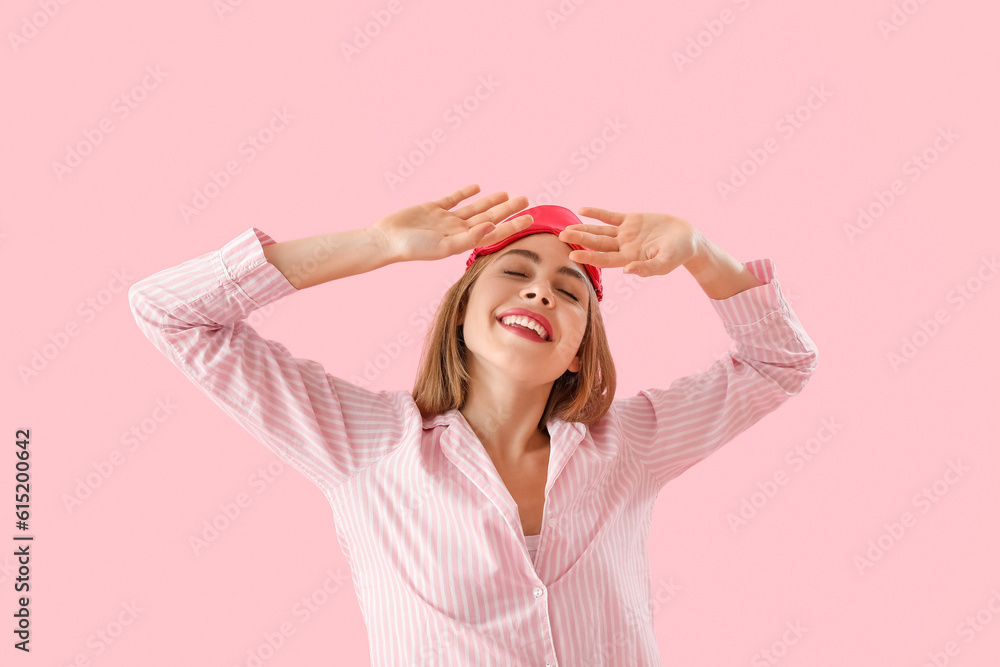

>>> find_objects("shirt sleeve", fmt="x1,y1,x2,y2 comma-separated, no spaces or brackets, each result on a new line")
612,259,819,491
127,226,416,494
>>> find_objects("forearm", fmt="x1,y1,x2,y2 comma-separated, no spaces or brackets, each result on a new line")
682,228,764,300
262,227,394,290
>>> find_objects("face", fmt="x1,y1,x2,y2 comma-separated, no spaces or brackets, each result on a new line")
457,233,591,385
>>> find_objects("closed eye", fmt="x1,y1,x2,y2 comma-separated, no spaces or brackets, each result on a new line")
503,270,580,302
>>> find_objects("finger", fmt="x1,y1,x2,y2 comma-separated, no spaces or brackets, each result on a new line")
558,229,619,253
566,249,628,269
476,213,533,246
577,207,626,225
468,194,530,227
439,221,491,257
559,224,618,240
564,223,618,234
453,190,509,220
625,254,682,278
453,219,519,256
436,184,481,210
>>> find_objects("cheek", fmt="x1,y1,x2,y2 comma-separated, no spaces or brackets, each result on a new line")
554,323,587,355
571,320,589,352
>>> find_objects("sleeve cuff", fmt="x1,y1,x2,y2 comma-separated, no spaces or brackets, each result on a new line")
218,226,300,308
709,258,789,327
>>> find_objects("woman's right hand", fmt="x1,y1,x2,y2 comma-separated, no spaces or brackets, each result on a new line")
369,184,535,263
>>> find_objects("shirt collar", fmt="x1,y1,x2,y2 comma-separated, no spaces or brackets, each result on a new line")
424,407,586,501
422,408,585,439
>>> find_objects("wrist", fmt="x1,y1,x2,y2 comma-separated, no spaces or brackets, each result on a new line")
682,227,711,275
365,225,399,266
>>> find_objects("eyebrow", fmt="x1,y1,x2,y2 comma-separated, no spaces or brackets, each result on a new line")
496,248,588,286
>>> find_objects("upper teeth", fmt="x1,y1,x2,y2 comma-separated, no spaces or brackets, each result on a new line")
500,315,548,340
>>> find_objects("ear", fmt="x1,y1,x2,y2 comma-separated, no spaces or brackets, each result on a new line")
567,354,581,374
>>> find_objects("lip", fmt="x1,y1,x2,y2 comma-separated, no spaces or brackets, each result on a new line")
496,308,553,341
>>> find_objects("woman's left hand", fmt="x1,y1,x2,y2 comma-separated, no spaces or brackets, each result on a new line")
557,207,702,278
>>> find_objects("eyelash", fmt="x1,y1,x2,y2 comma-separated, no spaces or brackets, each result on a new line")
503,271,581,302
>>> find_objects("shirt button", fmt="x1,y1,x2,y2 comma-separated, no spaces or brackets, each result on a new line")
548,517,557,527
534,587,544,599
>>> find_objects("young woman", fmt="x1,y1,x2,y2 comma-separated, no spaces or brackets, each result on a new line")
129,184,818,666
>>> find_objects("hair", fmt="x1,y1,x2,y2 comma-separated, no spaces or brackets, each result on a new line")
411,244,617,433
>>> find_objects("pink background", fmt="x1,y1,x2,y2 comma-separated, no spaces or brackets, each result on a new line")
3,0,999,665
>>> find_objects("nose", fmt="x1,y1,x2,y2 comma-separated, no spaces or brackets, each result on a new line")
522,280,554,306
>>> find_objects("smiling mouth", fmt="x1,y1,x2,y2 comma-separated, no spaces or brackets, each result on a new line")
496,317,550,342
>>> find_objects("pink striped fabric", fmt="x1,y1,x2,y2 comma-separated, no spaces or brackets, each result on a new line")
129,227,818,666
